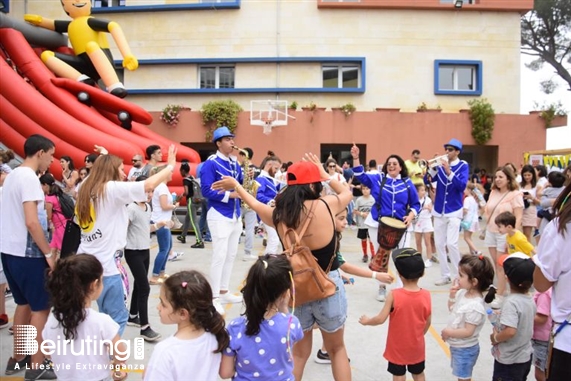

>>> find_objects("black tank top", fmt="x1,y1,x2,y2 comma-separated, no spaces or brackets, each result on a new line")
310,200,339,271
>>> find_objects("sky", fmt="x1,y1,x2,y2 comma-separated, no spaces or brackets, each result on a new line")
520,55,571,150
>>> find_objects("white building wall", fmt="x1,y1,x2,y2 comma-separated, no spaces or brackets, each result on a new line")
11,0,522,113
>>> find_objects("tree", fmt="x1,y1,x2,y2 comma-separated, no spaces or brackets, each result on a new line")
521,0,571,93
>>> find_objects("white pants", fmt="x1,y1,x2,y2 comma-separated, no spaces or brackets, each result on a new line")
207,213,242,298
241,207,257,255
264,223,280,255
433,215,462,279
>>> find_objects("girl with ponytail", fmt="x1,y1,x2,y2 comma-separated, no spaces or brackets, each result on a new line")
219,255,304,380
144,270,229,381
43,254,127,381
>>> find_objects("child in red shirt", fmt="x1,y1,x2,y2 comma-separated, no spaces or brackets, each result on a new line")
360,248,432,380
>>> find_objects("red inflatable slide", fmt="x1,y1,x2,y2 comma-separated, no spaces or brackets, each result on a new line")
0,26,200,189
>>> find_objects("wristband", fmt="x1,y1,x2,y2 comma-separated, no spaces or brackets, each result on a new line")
45,253,53,259
371,271,377,280
166,164,174,172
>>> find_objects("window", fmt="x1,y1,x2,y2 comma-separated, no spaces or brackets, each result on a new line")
199,65,235,89
434,60,482,95
322,65,359,89
92,0,125,8
0,0,9,13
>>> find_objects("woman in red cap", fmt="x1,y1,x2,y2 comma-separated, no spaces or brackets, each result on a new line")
213,152,353,381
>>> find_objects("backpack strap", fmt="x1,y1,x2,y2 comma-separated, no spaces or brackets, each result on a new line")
281,200,317,250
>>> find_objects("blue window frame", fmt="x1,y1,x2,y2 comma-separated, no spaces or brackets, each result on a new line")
434,60,482,96
91,0,240,14
119,57,366,95
0,0,9,13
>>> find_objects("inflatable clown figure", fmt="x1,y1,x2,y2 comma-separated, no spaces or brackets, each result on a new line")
24,0,138,98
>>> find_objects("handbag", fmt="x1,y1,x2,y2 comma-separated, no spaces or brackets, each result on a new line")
171,214,182,229
60,218,81,259
281,201,336,307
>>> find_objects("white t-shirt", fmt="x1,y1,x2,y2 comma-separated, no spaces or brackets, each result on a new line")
0,167,45,257
150,183,173,225
144,333,221,381
42,308,119,381
77,181,146,276
417,196,433,221
463,196,479,224
322,173,347,196
127,166,144,181
445,289,486,347
534,218,571,353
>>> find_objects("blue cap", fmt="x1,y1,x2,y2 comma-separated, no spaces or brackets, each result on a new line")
212,126,235,143
444,138,463,152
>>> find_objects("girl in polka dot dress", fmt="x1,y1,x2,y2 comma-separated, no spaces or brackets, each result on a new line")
144,271,229,381
220,255,304,380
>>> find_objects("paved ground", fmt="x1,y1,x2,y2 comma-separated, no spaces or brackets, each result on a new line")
0,229,534,381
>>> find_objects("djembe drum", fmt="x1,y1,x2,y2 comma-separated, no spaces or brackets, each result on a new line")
369,217,407,272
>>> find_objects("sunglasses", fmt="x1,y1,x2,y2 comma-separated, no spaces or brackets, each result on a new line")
328,165,336,168
445,147,456,152
132,159,141,163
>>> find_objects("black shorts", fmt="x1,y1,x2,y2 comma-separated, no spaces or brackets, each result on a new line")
388,361,425,376
357,228,369,240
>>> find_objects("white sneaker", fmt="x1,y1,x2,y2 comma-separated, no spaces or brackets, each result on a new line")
376,286,386,302
435,277,452,286
424,259,432,268
168,252,184,261
213,299,225,315
242,253,258,261
219,293,243,304
489,295,504,310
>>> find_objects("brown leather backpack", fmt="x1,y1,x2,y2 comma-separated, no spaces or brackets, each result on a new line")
280,201,336,307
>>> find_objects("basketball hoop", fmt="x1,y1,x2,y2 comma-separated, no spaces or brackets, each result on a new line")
262,118,274,135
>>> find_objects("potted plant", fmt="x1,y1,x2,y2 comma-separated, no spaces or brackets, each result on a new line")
340,103,356,117
302,101,317,111
160,104,185,127
467,98,495,145
534,101,568,128
288,101,298,111
417,102,442,112
201,100,243,142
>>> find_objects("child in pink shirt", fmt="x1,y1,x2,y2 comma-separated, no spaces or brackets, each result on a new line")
532,289,552,381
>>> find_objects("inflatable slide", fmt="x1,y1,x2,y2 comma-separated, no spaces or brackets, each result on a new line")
0,14,199,188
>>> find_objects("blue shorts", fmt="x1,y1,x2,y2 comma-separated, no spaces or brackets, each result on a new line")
1,253,50,311
450,344,480,379
532,339,548,371
294,269,347,333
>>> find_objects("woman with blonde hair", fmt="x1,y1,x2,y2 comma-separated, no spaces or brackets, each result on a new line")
213,153,353,381
483,166,524,309
76,145,177,335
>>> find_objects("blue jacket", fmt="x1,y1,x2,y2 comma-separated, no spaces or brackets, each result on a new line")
255,171,281,204
353,166,420,222
428,159,469,215
200,152,243,219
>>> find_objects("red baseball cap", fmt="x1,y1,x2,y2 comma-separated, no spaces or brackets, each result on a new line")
287,161,321,185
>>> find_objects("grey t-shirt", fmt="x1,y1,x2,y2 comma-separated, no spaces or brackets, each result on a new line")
494,293,535,364
126,202,152,250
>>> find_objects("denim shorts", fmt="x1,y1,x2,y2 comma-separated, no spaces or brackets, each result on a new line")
294,269,347,333
450,344,480,379
532,339,548,371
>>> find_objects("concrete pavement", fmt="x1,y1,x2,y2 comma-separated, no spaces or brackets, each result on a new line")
0,229,533,381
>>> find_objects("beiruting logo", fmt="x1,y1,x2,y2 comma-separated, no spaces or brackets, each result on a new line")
15,325,144,371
